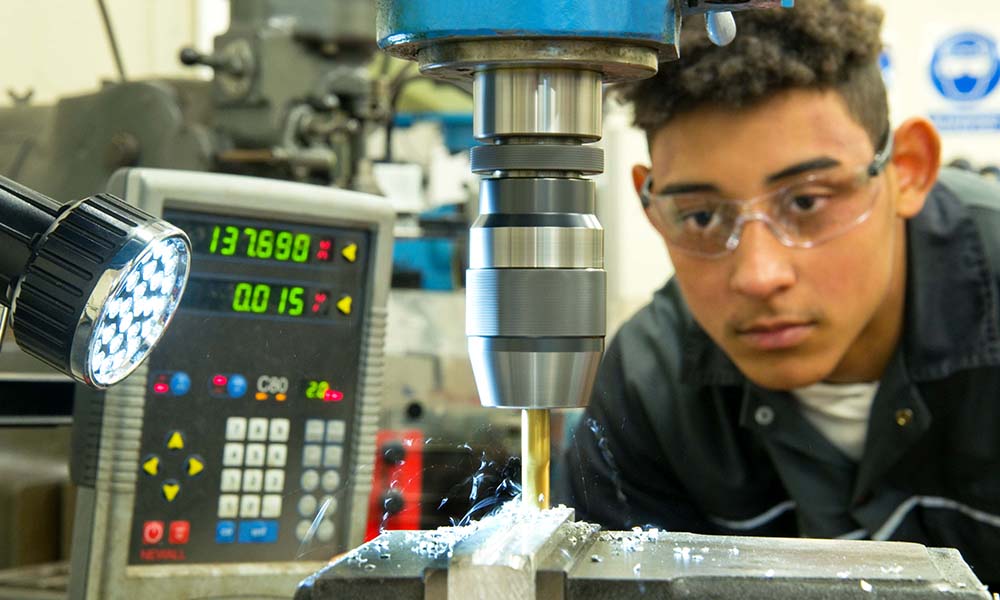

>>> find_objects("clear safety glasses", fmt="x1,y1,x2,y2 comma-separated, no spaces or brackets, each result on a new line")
640,132,894,258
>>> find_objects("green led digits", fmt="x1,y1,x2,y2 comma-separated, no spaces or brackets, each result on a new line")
214,226,239,256
209,225,311,263
292,233,310,262
278,286,304,316
275,231,292,260
305,380,331,399
232,283,306,315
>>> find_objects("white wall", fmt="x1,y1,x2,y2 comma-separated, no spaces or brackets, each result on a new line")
599,103,672,336
0,0,228,107
876,0,1000,165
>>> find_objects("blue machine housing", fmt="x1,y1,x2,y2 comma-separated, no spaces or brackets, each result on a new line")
377,0,795,54
377,0,679,52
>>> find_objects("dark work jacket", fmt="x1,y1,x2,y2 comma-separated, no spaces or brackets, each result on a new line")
560,168,1000,589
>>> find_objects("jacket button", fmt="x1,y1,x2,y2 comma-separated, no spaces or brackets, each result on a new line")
754,405,775,426
895,408,914,427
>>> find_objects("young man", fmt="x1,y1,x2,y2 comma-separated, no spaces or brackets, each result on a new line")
560,0,1000,588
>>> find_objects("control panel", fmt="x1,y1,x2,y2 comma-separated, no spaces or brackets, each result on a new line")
129,208,370,564
69,169,393,599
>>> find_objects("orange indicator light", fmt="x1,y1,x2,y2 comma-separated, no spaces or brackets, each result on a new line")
276,393,287,402
255,392,268,401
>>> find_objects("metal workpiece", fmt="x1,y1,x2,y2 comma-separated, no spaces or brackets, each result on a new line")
296,509,990,600
467,336,602,409
475,69,602,140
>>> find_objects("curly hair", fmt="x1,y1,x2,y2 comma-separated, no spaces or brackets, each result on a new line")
621,0,887,147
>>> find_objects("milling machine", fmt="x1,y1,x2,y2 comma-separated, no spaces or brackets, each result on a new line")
377,0,788,510
294,1,994,598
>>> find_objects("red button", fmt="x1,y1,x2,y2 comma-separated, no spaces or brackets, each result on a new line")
168,520,190,545
142,521,165,545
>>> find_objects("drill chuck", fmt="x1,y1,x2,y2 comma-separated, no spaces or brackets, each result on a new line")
466,68,606,410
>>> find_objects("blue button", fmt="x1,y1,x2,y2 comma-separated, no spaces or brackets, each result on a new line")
171,372,191,396
216,520,236,544
238,520,279,543
227,375,248,399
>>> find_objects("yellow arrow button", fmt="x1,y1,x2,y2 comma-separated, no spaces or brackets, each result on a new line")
162,482,180,502
187,457,204,477
336,296,352,315
167,431,184,450
142,456,159,476
342,243,358,263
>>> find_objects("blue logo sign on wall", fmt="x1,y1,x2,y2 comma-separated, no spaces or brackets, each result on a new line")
930,32,1000,102
879,49,893,88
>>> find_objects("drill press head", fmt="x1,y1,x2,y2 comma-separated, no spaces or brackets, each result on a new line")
378,1,794,410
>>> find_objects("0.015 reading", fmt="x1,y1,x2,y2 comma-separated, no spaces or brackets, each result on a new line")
232,283,305,316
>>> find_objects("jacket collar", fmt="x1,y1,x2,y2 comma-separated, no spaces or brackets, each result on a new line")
679,176,1000,387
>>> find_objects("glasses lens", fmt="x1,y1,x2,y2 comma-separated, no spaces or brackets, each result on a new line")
772,172,878,245
659,196,737,256
87,235,190,386
651,168,879,256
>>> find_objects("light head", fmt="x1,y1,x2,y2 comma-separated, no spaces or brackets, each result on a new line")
0,175,190,388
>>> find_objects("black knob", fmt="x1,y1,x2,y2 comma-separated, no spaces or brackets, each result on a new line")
405,401,423,420
382,489,405,515
382,442,406,466
178,47,243,76
179,47,204,66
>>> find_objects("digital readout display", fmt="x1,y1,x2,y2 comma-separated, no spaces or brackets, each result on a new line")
166,214,336,264
182,278,335,318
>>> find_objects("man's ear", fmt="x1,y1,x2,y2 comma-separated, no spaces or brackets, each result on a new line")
631,163,649,198
632,164,669,236
891,117,941,218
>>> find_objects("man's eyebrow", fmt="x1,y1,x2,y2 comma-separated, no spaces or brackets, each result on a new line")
653,182,720,196
765,157,841,183
652,157,843,195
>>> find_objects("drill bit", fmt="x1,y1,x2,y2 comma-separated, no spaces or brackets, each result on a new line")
521,408,551,510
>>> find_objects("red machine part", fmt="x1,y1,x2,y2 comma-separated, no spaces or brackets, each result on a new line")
365,430,423,541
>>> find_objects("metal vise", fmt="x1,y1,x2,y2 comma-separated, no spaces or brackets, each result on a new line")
295,506,991,600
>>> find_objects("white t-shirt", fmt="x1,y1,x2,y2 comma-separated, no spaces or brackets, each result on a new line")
791,381,880,462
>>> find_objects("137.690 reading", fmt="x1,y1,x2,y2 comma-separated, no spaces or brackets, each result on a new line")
210,225,311,263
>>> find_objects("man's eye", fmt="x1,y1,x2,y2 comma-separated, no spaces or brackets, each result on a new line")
680,209,717,229
787,194,828,214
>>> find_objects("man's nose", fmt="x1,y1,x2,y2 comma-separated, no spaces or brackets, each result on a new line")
728,221,796,299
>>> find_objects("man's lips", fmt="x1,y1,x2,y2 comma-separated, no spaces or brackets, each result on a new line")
735,320,816,350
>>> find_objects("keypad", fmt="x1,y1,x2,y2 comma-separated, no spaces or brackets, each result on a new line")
218,417,289,528
296,419,345,542
214,417,346,547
